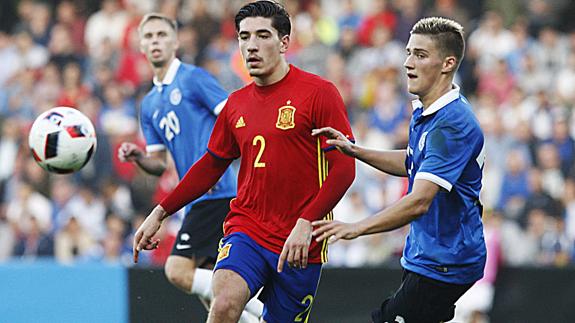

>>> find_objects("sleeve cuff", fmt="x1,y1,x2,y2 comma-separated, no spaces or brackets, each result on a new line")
207,148,237,160
213,98,227,116
414,172,452,191
146,144,166,153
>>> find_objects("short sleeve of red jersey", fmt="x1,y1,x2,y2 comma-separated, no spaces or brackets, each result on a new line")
207,102,240,159
313,82,354,151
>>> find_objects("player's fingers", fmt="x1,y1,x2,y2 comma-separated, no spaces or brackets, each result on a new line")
311,127,332,136
285,246,296,269
328,232,343,244
135,232,152,255
133,230,143,250
292,247,301,268
325,140,349,149
143,239,160,250
315,230,332,243
301,245,309,269
312,127,341,139
311,221,334,237
311,219,330,227
133,231,142,263
277,246,288,273
315,225,339,243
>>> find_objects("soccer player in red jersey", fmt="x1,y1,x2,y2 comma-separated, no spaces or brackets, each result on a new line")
133,1,355,322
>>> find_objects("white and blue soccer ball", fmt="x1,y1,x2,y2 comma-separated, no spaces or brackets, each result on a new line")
28,107,97,174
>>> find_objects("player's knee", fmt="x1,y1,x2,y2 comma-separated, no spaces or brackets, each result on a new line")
164,260,194,292
210,294,242,319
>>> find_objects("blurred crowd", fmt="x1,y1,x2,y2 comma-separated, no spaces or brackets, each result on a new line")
2,0,575,278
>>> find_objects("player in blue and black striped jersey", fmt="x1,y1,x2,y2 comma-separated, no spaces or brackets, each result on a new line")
312,17,486,323
118,13,262,322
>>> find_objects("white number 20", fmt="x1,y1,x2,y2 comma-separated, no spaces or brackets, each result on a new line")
159,111,180,141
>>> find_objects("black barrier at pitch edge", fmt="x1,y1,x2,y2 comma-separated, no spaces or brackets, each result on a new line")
128,266,575,323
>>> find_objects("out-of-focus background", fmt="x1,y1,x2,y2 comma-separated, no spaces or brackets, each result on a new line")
1,0,575,322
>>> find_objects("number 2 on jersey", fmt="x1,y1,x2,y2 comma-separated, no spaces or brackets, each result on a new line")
294,295,314,322
252,135,266,168
159,111,180,141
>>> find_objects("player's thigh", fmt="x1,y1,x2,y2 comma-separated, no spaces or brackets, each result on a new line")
260,262,322,323
212,268,252,304
375,270,472,323
171,198,230,263
214,232,269,298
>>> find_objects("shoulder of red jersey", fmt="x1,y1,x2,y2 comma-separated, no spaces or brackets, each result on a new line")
226,82,255,103
291,65,334,91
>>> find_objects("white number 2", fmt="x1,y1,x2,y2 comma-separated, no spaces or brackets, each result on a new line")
159,111,180,141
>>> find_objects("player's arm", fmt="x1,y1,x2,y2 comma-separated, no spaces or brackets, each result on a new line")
278,150,355,272
118,142,168,176
312,179,439,243
133,152,232,262
312,127,407,177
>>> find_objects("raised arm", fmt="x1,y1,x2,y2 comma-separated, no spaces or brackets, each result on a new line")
312,127,407,177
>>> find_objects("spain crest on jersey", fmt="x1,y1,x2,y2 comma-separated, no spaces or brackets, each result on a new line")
276,101,296,130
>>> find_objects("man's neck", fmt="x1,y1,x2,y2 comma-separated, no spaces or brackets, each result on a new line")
420,77,453,109
153,57,175,83
254,60,290,86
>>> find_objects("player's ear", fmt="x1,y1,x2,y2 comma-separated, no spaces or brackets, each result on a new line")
138,34,144,54
442,55,457,74
280,34,290,54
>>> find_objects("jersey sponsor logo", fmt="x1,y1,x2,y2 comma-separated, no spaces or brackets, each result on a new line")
235,116,246,128
175,244,191,250
170,88,182,105
216,243,231,262
418,131,428,151
276,100,296,130
180,233,190,241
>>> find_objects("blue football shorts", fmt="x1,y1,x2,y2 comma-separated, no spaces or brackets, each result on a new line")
214,232,322,323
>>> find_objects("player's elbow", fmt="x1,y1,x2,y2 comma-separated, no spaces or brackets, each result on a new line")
409,193,434,219
340,157,356,188
327,151,356,188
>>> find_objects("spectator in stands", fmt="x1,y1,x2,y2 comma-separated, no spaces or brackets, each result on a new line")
84,0,128,57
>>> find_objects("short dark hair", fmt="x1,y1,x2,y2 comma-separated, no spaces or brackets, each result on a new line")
411,17,465,70
235,1,291,38
138,13,178,35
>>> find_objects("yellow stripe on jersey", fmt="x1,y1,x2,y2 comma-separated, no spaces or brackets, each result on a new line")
317,139,323,188
316,138,330,263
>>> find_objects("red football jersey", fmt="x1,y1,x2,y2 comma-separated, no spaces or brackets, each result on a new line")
208,65,353,264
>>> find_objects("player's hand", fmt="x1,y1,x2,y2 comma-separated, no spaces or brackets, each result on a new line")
311,127,356,157
118,142,144,162
133,205,167,263
311,220,361,244
277,218,312,273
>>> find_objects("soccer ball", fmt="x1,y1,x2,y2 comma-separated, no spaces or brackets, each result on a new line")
28,107,97,174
